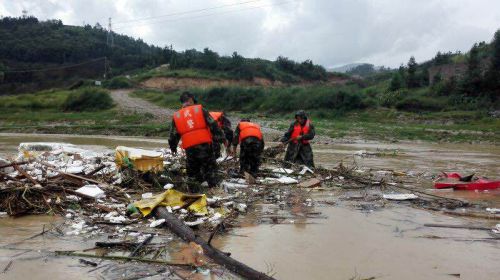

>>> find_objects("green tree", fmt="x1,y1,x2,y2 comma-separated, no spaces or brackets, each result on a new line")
484,29,500,100
406,56,419,88
389,72,404,91
462,43,482,95
0,63,5,83
419,67,430,86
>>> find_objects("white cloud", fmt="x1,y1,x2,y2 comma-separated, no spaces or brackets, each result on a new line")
1,0,499,67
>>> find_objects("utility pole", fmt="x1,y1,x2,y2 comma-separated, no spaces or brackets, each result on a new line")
22,9,28,18
106,17,114,47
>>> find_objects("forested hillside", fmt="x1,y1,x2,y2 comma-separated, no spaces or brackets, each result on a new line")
0,16,327,94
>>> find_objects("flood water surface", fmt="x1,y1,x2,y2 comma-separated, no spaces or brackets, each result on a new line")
0,133,499,279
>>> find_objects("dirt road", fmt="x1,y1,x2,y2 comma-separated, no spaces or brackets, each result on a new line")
110,89,174,123
110,89,284,138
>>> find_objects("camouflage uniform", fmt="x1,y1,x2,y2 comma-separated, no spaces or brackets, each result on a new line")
169,107,225,189
280,120,315,168
213,114,234,159
232,125,264,175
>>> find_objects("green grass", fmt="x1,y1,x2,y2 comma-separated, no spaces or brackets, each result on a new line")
0,88,169,136
134,68,239,82
130,89,179,109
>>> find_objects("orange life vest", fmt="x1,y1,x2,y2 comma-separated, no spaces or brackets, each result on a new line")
290,119,311,144
238,122,263,143
173,105,212,149
209,111,224,128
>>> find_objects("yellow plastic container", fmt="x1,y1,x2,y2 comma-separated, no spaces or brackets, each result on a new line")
115,146,164,172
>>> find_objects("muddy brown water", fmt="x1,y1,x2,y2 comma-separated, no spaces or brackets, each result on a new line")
0,133,499,279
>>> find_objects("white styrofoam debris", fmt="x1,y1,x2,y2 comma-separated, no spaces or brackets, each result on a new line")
236,203,247,213
383,193,418,200
75,185,105,198
492,224,500,234
184,218,207,227
272,168,294,174
66,195,81,201
150,219,166,228
276,176,298,184
141,192,153,199
63,166,84,174
109,215,127,223
216,156,233,163
71,221,86,231
222,181,248,190
208,213,222,224
223,201,234,207
486,208,500,214
0,212,8,217
163,183,174,190
65,213,73,219
299,166,314,175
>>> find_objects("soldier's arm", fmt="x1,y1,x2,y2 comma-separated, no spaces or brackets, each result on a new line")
222,116,234,144
203,109,225,143
302,123,315,141
232,125,241,148
280,122,295,142
168,120,180,153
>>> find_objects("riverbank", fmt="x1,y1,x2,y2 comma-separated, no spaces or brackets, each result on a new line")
0,89,498,143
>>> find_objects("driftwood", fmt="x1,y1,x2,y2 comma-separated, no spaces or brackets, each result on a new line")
424,223,491,230
12,164,39,185
442,211,500,220
154,207,276,280
0,161,30,169
55,251,192,267
95,241,139,248
129,234,154,257
86,164,107,176
36,160,105,186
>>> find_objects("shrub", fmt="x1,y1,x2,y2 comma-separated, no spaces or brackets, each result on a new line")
63,87,113,111
104,76,133,89
395,95,447,112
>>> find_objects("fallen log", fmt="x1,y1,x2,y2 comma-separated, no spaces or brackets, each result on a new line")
154,207,275,280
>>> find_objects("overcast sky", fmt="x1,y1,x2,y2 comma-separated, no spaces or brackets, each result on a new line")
1,0,499,68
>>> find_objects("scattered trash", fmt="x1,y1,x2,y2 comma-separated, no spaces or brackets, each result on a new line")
236,203,247,213
434,172,500,191
163,183,174,190
486,208,500,214
492,224,500,234
149,219,166,228
133,189,208,216
272,168,294,174
298,178,322,188
141,192,153,199
383,193,418,200
75,185,105,199
276,176,298,184
115,146,164,172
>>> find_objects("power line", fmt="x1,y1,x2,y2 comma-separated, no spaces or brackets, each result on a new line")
113,0,263,25
114,0,296,31
3,57,106,73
